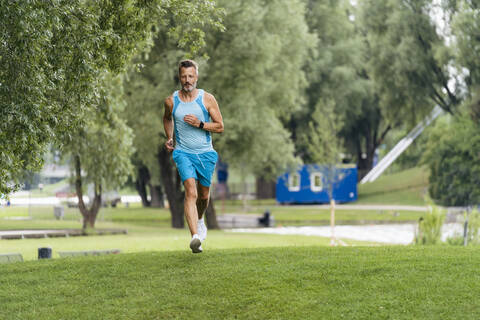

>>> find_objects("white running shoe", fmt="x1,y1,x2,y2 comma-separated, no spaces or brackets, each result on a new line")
198,219,207,241
190,234,202,253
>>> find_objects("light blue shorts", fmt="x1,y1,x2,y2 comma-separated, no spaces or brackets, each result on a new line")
172,149,218,187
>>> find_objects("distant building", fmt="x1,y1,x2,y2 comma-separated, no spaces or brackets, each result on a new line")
40,164,69,184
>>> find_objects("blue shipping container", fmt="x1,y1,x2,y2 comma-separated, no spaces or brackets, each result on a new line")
276,164,358,204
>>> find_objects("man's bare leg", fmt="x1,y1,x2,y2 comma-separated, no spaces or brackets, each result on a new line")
196,184,210,220
183,178,199,236
196,184,210,241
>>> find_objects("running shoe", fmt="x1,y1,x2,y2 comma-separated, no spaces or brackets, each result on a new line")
198,219,207,241
190,234,202,253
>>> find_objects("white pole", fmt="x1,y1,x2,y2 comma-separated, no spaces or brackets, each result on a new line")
361,106,443,184
330,199,336,246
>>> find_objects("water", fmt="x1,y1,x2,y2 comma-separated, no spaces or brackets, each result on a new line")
228,223,464,245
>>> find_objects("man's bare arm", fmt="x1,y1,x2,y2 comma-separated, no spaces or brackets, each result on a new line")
183,93,224,133
163,96,175,151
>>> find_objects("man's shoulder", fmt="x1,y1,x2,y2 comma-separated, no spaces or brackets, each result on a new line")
202,90,217,104
164,94,174,108
201,89,214,97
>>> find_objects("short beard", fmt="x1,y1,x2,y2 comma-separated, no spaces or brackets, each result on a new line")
182,82,197,93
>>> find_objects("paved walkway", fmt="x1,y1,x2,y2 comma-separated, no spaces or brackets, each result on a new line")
228,223,464,245
289,204,427,211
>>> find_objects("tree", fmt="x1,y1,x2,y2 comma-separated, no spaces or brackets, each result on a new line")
423,111,480,207
302,99,345,246
449,0,480,88
202,0,314,180
64,74,134,229
359,0,462,119
294,0,389,178
419,1,480,210
0,0,223,197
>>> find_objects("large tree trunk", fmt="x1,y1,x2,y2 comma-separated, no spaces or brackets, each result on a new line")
356,140,376,181
355,124,391,181
74,155,102,230
255,176,276,199
158,146,184,228
150,184,164,208
205,196,219,229
135,165,151,207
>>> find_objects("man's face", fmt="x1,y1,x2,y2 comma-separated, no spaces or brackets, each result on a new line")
179,67,198,92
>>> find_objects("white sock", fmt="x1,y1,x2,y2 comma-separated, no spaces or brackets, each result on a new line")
192,234,200,239
198,218,204,224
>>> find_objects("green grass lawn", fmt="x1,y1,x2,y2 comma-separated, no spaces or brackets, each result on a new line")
0,221,373,261
0,204,169,226
357,166,429,205
1,246,479,319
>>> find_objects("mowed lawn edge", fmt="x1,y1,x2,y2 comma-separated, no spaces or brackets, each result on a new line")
1,246,479,319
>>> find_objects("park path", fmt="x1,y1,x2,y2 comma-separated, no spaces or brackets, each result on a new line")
285,204,427,212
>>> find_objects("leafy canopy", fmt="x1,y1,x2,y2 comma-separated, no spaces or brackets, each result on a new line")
0,0,222,196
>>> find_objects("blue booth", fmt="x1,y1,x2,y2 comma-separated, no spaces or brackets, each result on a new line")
276,164,358,204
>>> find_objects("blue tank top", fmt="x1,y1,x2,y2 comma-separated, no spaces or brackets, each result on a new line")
173,89,214,153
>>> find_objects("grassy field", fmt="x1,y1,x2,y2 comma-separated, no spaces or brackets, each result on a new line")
0,203,376,261
357,166,429,205
1,168,475,319
1,246,479,319
0,204,170,226
0,167,431,262
0,217,376,261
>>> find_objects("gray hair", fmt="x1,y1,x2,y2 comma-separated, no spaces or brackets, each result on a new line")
178,59,198,75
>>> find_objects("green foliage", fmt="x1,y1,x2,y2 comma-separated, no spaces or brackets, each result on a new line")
359,0,459,122
295,0,391,174
125,0,313,181
122,29,186,185
202,0,314,178
423,112,480,206
301,100,343,165
2,247,480,319
465,209,480,244
63,74,135,191
447,208,480,246
450,0,480,87
298,0,370,162
0,0,222,196
415,198,445,245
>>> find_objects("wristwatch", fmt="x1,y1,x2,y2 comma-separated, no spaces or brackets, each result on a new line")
199,121,204,129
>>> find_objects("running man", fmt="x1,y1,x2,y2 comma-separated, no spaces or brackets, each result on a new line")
163,59,224,253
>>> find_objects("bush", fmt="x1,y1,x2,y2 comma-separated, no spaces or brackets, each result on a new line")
446,208,480,246
415,199,445,245
423,113,480,206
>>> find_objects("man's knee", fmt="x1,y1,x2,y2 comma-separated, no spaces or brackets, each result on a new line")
185,189,198,201
184,180,198,201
